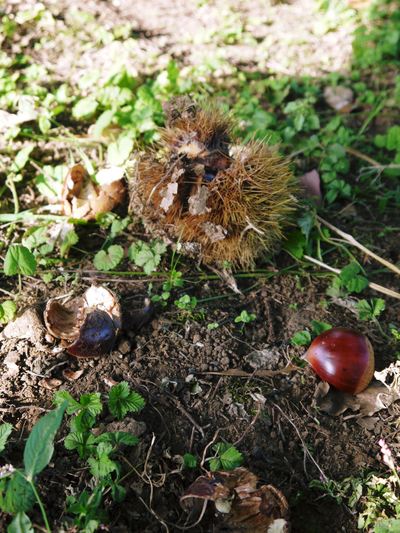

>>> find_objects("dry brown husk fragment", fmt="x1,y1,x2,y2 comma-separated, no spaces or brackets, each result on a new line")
181,467,290,532
62,164,125,220
129,97,297,268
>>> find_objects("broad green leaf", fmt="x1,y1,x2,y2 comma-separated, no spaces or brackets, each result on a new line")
10,145,34,173
282,230,306,259
64,432,97,459
93,245,124,271
24,402,67,480
60,229,78,258
371,298,386,317
107,136,133,166
7,511,34,533
0,473,35,513
291,330,311,346
310,320,332,336
357,298,385,321
298,211,315,241
386,126,400,151
219,445,243,470
0,423,12,453
88,442,118,479
183,453,197,469
38,115,51,134
374,519,400,533
128,240,166,275
0,301,17,325
53,391,81,414
92,109,114,138
95,432,139,447
35,164,66,201
71,411,96,433
78,393,103,417
4,245,37,276
209,442,243,471
72,97,98,119
108,382,145,420
340,263,368,294
209,458,221,471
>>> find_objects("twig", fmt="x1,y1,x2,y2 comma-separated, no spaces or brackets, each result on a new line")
0,287,15,298
200,428,223,469
143,433,156,477
303,254,400,300
138,496,170,533
166,395,205,438
198,364,299,378
317,215,400,276
345,147,381,168
233,400,262,447
272,402,327,482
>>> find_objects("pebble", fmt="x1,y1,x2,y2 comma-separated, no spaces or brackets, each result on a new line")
4,351,20,376
118,339,131,355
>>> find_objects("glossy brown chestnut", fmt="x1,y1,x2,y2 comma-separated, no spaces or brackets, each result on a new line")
304,327,374,394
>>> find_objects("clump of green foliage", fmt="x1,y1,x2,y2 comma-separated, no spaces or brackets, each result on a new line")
0,382,145,532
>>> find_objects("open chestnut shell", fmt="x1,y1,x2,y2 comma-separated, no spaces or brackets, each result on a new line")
44,286,121,358
303,327,375,394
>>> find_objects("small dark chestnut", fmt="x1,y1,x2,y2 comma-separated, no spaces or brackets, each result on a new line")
44,286,121,358
67,309,116,358
303,327,374,394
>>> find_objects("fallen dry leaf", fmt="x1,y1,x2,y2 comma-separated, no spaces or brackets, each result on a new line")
181,467,290,532
324,86,354,112
207,265,242,294
63,369,84,381
299,170,322,203
40,378,63,390
313,379,400,417
356,416,379,430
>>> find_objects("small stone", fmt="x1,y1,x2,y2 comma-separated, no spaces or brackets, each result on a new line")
99,419,146,437
4,351,20,376
2,308,45,343
246,347,281,370
118,338,131,355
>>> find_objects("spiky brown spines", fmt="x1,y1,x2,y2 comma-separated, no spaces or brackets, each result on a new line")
130,98,297,268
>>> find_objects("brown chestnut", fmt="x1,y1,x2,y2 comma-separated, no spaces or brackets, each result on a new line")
303,327,374,394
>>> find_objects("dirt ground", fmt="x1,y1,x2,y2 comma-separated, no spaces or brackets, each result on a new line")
1,0,400,532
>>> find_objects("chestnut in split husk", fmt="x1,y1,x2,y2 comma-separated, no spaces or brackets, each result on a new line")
129,96,297,268
304,327,375,394
44,286,122,358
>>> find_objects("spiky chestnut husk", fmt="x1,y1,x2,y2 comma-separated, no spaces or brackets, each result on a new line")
129,97,297,268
